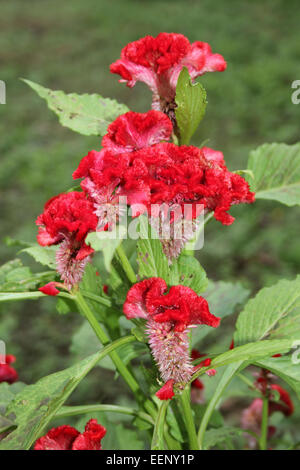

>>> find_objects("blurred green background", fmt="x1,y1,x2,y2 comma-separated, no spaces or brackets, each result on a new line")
0,0,300,442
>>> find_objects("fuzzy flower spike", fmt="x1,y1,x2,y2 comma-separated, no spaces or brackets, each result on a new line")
123,277,220,399
36,192,97,289
111,33,226,114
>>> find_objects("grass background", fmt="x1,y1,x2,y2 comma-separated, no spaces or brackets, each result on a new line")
0,0,300,443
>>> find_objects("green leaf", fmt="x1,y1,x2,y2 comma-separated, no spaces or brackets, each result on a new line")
256,356,300,400
21,245,57,269
175,67,207,145
203,426,244,450
0,259,55,293
23,79,129,136
86,226,126,272
136,217,169,280
247,143,300,206
235,275,300,345
269,306,300,341
0,335,135,450
151,401,169,450
198,362,245,449
169,254,208,293
192,280,250,347
208,339,293,370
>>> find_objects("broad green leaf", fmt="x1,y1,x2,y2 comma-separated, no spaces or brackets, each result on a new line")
21,245,57,269
23,79,129,136
198,362,245,449
0,336,135,450
175,67,207,145
269,306,300,341
247,143,300,206
256,356,300,400
203,281,250,318
86,226,126,272
208,339,292,370
192,280,250,347
235,275,300,345
0,259,55,293
203,426,244,450
169,254,208,293
136,217,169,280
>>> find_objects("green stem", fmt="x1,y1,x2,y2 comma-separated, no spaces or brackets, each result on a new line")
151,400,169,450
74,291,142,402
80,290,112,307
115,243,137,284
56,404,154,426
259,396,269,450
179,387,199,450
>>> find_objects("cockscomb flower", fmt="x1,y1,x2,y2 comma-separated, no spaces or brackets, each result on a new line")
123,278,220,397
74,135,255,261
34,419,106,450
36,192,97,289
110,33,226,113
102,110,173,154
0,355,18,384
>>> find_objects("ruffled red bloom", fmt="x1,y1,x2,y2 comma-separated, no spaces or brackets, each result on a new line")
0,355,18,384
124,277,220,332
110,33,226,111
102,110,173,154
36,192,97,289
75,141,254,229
34,419,106,450
124,278,219,395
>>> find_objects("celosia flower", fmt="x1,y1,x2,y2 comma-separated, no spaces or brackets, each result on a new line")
74,130,255,260
0,355,18,384
110,33,226,113
102,110,173,153
36,192,97,289
34,419,106,450
123,278,220,396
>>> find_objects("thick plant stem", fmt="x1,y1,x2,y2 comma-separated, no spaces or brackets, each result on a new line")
116,243,137,284
151,400,169,450
179,387,199,450
259,396,269,450
74,291,142,402
56,404,154,426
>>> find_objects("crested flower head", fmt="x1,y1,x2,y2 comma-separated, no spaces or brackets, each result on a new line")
123,278,219,396
101,110,173,154
34,419,106,450
0,355,18,384
36,192,97,289
110,33,226,112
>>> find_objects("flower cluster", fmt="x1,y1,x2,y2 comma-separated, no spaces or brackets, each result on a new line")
36,192,97,289
123,277,220,398
73,110,254,260
34,419,106,450
110,33,226,113
0,355,18,384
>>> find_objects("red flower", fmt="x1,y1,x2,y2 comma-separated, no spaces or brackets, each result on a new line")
0,355,18,384
39,282,60,296
124,277,220,332
102,110,173,154
123,278,219,396
269,384,294,416
110,33,226,111
36,192,97,289
156,379,175,400
34,419,106,450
